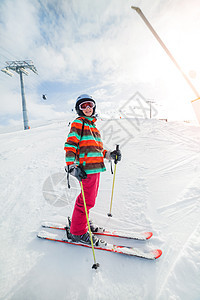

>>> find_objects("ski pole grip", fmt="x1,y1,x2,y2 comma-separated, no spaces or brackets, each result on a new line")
115,144,119,164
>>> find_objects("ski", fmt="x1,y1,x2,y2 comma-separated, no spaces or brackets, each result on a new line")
37,229,162,260
41,220,153,241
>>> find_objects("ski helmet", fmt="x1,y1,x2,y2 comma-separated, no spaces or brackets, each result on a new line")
75,94,96,116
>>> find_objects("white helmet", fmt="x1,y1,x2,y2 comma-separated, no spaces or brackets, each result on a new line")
75,94,96,116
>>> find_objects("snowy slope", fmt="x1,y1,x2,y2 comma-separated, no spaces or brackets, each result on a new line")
1,118,200,300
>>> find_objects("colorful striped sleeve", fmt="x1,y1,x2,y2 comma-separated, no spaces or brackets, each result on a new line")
64,119,83,165
103,149,107,158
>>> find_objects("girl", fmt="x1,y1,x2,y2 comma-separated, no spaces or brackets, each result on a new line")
64,94,121,245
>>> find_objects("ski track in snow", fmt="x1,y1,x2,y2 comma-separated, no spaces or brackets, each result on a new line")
1,119,200,300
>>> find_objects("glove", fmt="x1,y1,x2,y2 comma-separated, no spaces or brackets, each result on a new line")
65,164,87,181
105,150,122,162
110,149,121,162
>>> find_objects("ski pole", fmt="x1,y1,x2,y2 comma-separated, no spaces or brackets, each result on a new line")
80,180,100,269
107,144,119,217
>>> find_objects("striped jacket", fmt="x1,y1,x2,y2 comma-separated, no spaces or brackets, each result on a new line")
64,116,107,174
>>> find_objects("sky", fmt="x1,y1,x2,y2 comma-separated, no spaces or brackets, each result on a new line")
1,0,200,130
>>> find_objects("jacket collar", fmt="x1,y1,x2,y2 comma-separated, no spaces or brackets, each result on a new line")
78,116,97,123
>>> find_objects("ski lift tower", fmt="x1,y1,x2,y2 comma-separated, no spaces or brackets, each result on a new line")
1,60,38,130
146,99,156,119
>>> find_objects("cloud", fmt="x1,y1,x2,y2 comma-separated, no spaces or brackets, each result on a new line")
0,0,40,59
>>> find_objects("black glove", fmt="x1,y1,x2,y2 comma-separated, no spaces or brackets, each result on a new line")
65,164,87,181
110,149,121,163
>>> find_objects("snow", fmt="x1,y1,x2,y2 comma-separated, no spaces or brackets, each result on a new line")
1,118,200,299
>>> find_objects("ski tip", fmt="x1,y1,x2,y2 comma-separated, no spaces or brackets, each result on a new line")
153,249,162,259
145,232,153,240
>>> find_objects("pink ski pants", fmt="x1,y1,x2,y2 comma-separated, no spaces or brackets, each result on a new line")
70,173,100,235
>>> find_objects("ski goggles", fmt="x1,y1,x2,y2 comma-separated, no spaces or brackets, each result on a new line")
79,101,95,110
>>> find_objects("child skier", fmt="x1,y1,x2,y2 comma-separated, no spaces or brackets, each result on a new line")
64,94,121,245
